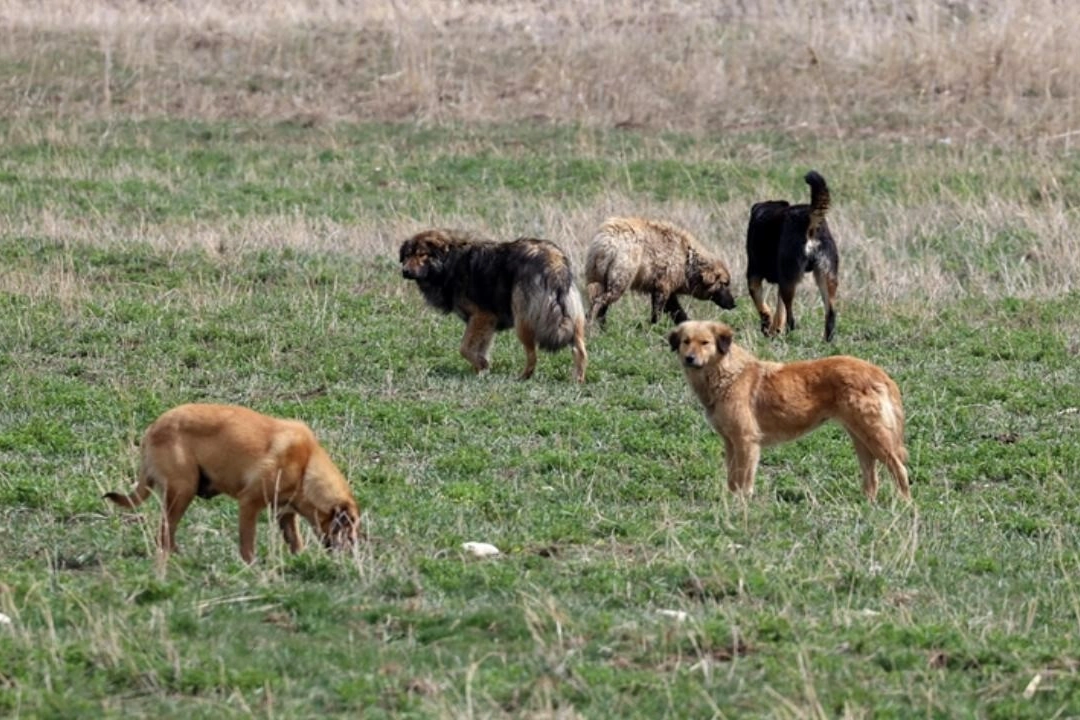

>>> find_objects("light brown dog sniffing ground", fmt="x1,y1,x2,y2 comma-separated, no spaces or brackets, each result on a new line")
105,403,361,563
668,321,910,501
585,217,736,328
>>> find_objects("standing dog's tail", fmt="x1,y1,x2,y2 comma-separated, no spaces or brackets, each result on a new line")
805,170,830,235
509,237,588,382
525,257,586,352
104,466,153,509
104,483,152,509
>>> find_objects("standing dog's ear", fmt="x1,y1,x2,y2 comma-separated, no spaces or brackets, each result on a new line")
667,328,682,352
711,323,734,356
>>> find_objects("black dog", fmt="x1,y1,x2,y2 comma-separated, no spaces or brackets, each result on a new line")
400,229,588,382
745,170,839,342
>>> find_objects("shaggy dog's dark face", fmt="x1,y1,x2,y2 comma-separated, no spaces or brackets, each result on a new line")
399,232,450,281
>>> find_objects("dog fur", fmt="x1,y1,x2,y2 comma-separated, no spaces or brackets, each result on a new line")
585,217,736,328
104,403,361,563
668,321,910,501
400,229,588,382
745,171,840,341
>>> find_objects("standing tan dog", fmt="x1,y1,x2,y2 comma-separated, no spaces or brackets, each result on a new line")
585,217,736,328
668,321,910,501
105,404,361,563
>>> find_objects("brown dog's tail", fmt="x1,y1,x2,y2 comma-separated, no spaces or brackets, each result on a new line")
104,474,153,509
805,170,830,235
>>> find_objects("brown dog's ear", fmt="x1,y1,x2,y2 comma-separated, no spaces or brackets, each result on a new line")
711,323,733,355
321,505,356,548
667,328,682,352
330,506,355,533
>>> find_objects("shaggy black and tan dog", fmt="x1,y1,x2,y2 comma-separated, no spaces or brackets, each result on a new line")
585,217,736,328
400,229,588,382
746,171,839,342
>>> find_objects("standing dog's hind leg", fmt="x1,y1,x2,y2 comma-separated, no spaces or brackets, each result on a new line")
813,266,838,342
571,318,588,383
515,320,538,380
848,432,880,502
747,276,773,336
160,484,196,556
776,283,797,335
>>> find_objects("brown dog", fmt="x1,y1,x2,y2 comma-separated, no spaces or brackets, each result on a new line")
105,404,361,563
585,217,736,328
668,321,910,501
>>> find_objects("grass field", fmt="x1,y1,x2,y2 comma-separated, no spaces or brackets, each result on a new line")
3,2,1080,718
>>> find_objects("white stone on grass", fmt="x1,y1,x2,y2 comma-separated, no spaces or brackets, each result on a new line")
461,541,501,558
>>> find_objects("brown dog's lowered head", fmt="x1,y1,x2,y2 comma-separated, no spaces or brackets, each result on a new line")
320,503,361,551
667,321,734,369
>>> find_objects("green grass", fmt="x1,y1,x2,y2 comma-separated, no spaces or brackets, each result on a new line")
3,121,1080,717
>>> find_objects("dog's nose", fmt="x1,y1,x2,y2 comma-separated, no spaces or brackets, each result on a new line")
684,355,698,367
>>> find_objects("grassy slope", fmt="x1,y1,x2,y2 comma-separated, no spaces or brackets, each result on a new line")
2,120,1080,717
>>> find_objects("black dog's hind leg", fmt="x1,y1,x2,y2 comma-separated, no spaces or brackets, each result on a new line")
768,283,797,336
747,275,772,335
813,266,838,342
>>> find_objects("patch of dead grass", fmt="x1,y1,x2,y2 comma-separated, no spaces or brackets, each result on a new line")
0,0,1077,143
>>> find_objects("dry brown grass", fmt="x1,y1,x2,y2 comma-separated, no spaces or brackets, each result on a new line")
1,0,1077,305
1,0,1078,143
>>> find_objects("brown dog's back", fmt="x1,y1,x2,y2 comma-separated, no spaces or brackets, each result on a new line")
143,404,314,496
750,356,905,451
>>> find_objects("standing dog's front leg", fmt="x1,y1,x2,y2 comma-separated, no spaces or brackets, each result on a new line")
459,312,497,374
278,512,304,553
649,291,667,324
237,500,266,564
724,435,761,495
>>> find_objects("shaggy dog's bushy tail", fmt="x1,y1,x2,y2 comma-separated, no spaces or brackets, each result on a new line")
516,261,586,351
805,171,830,235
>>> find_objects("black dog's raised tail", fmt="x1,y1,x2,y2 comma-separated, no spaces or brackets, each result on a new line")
805,171,830,234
